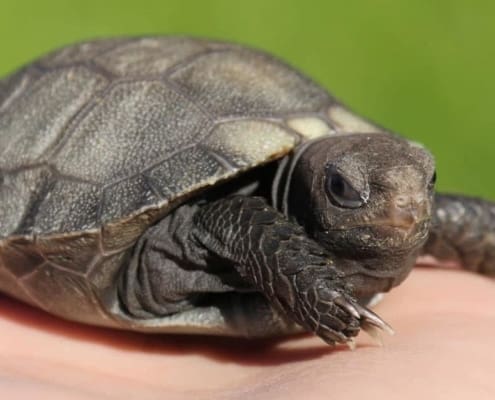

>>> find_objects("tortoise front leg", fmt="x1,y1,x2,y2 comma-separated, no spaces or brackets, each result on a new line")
422,193,495,275
191,196,391,345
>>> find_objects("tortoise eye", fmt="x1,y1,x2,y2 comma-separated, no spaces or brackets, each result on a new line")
325,165,364,209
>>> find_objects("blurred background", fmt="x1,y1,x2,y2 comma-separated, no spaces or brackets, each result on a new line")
1,0,493,197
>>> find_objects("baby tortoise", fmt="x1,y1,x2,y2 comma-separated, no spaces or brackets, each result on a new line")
0,37,493,345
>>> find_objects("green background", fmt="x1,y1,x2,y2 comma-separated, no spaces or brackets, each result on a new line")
1,0,494,197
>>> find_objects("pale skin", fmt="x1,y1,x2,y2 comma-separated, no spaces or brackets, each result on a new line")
0,266,493,400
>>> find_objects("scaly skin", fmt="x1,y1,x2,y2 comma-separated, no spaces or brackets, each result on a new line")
191,196,388,344
423,194,495,275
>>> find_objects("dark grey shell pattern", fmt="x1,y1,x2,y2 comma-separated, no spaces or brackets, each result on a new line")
0,37,381,330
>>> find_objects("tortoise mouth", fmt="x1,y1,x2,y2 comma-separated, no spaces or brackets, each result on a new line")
371,217,431,236
367,217,431,250
328,217,431,239
321,216,431,258
340,217,430,230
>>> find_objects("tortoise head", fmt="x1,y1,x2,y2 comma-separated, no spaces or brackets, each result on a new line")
288,133,435,297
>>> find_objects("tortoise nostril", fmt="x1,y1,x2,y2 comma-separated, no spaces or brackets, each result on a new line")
390,195,426,228
394,194,425,210
395,195,410,208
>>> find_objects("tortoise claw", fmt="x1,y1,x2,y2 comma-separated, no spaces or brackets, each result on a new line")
354,302,395,336
333,295,361,319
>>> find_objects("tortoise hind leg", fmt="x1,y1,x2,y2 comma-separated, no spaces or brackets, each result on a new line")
422,193,495,275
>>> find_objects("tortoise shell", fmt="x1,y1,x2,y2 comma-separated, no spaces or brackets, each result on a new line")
0,37,380,330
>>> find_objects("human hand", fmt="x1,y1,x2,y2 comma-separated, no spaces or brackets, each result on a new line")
0,267,493,400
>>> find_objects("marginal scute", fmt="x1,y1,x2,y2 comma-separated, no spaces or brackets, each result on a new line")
88,252,133,321
327,104,383,133
287,116,335,139
21,262,106,322
204,120,297,167
101,175,161,224
36,231,100,274
1,238,43,277
101,208,164,253
0,263,32,304
146,146,229,198
0,67,108,169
